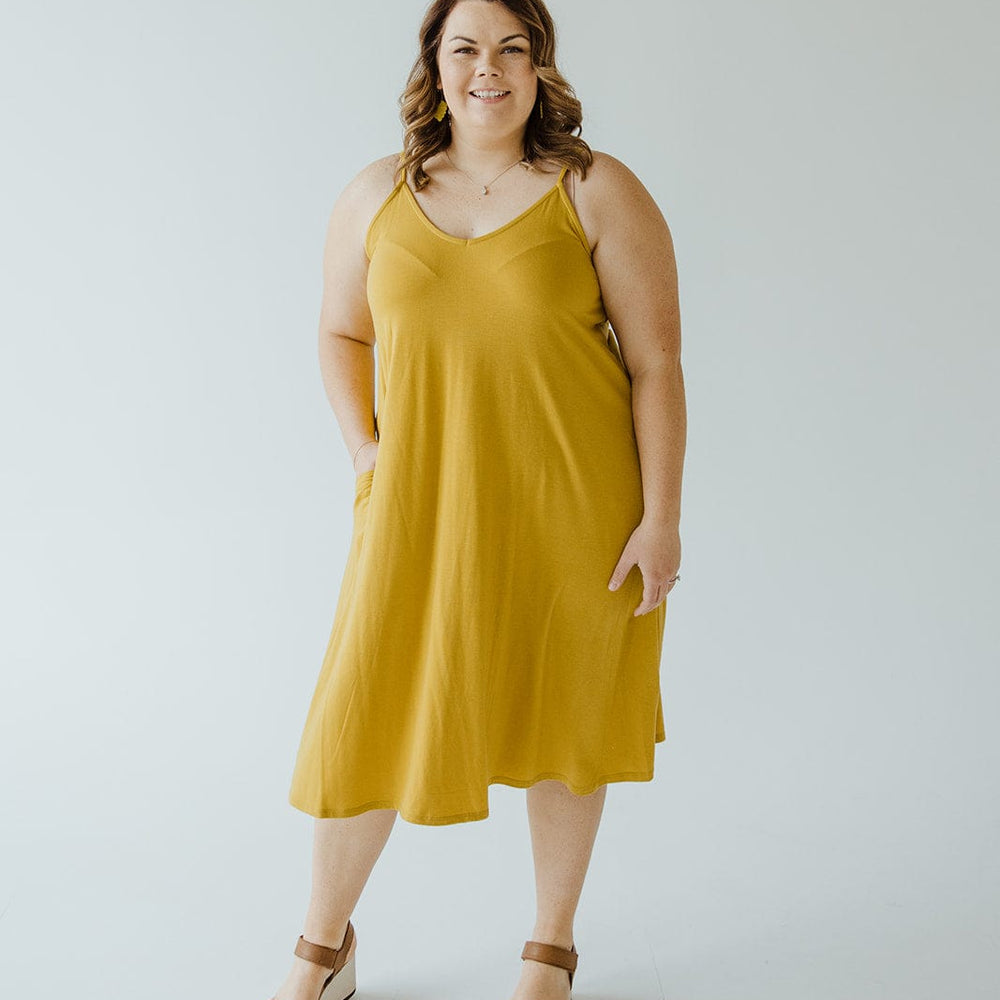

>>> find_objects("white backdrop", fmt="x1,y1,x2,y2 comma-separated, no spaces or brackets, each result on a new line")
1,1,997,997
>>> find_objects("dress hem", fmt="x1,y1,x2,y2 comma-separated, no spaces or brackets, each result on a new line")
289,736,667,827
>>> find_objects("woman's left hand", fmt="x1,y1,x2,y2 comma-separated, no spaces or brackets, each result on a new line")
608,519,681,616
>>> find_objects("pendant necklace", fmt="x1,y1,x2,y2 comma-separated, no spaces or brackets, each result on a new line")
445,148,528,195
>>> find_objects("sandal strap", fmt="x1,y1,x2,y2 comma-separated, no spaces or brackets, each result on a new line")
294,921,354,974
522,939,578,985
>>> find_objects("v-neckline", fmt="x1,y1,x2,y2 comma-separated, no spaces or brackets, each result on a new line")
401,169,568,246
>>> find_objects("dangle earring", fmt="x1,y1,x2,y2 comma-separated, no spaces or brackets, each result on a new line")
538,99,544,119
434,91,449,122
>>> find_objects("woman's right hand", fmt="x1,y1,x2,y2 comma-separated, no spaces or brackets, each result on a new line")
353,439,379,476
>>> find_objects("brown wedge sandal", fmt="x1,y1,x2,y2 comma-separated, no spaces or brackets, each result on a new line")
278,922,357,1000
521,938,578,993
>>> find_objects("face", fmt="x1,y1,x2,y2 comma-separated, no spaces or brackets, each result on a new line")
435,1,538,133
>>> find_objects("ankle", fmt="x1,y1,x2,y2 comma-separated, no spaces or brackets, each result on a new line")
300,920,350,952
530,927,575,951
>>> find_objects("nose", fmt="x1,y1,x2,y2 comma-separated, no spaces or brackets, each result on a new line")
475,56,501,79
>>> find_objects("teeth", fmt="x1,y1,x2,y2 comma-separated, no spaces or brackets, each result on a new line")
472,90,507,98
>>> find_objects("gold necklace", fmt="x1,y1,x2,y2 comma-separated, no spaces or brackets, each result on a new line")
445,148,528,195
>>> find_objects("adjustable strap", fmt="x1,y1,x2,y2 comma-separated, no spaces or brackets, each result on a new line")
522,939,578,985
294,921,354,975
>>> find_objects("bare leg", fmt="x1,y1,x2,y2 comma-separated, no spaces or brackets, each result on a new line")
509,780,608,1000
271,808,397,1000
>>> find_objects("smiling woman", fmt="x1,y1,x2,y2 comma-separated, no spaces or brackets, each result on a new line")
398,0,592,190
271,2,687,999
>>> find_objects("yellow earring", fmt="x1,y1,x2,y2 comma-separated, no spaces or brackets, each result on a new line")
434,98,449,122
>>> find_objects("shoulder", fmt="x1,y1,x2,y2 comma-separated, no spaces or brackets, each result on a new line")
579,150,638,184
575,150,659,213
326,152,403,236
349,152,405,208
572,150,669,252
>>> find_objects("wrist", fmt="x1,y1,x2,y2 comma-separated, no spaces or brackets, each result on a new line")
352,439,378,472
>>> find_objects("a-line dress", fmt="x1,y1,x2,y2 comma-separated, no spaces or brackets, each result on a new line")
288,159,668,826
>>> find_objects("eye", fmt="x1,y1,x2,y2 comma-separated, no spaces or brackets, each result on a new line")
452,45,526,55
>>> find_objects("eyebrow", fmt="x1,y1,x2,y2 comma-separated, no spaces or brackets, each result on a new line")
447,34,529,44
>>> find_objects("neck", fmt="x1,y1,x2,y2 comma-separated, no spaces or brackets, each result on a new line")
445,130,526,176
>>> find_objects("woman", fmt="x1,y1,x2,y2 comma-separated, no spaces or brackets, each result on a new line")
272,1,686,998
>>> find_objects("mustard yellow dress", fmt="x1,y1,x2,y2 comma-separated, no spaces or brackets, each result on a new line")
288,161,667,826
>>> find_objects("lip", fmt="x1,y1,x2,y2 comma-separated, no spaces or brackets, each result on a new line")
469,90,510,103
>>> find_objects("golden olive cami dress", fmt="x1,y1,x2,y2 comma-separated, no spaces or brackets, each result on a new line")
288,161,667,826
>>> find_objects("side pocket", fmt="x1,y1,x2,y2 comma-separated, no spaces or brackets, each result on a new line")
352,468,375,530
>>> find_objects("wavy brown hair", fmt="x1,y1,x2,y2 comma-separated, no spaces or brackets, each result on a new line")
396,0,594,190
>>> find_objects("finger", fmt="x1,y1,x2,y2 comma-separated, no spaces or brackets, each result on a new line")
634,582,666,617
633,592,655,616
608,552,635,591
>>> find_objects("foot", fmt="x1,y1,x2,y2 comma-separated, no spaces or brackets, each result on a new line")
269,924,356,1000
509,941,574,1000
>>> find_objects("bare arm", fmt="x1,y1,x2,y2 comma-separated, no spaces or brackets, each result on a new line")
316,156,397,474
586,151,686,529
583,152,686,613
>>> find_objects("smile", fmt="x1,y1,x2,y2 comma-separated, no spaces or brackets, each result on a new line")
469,90,510,103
